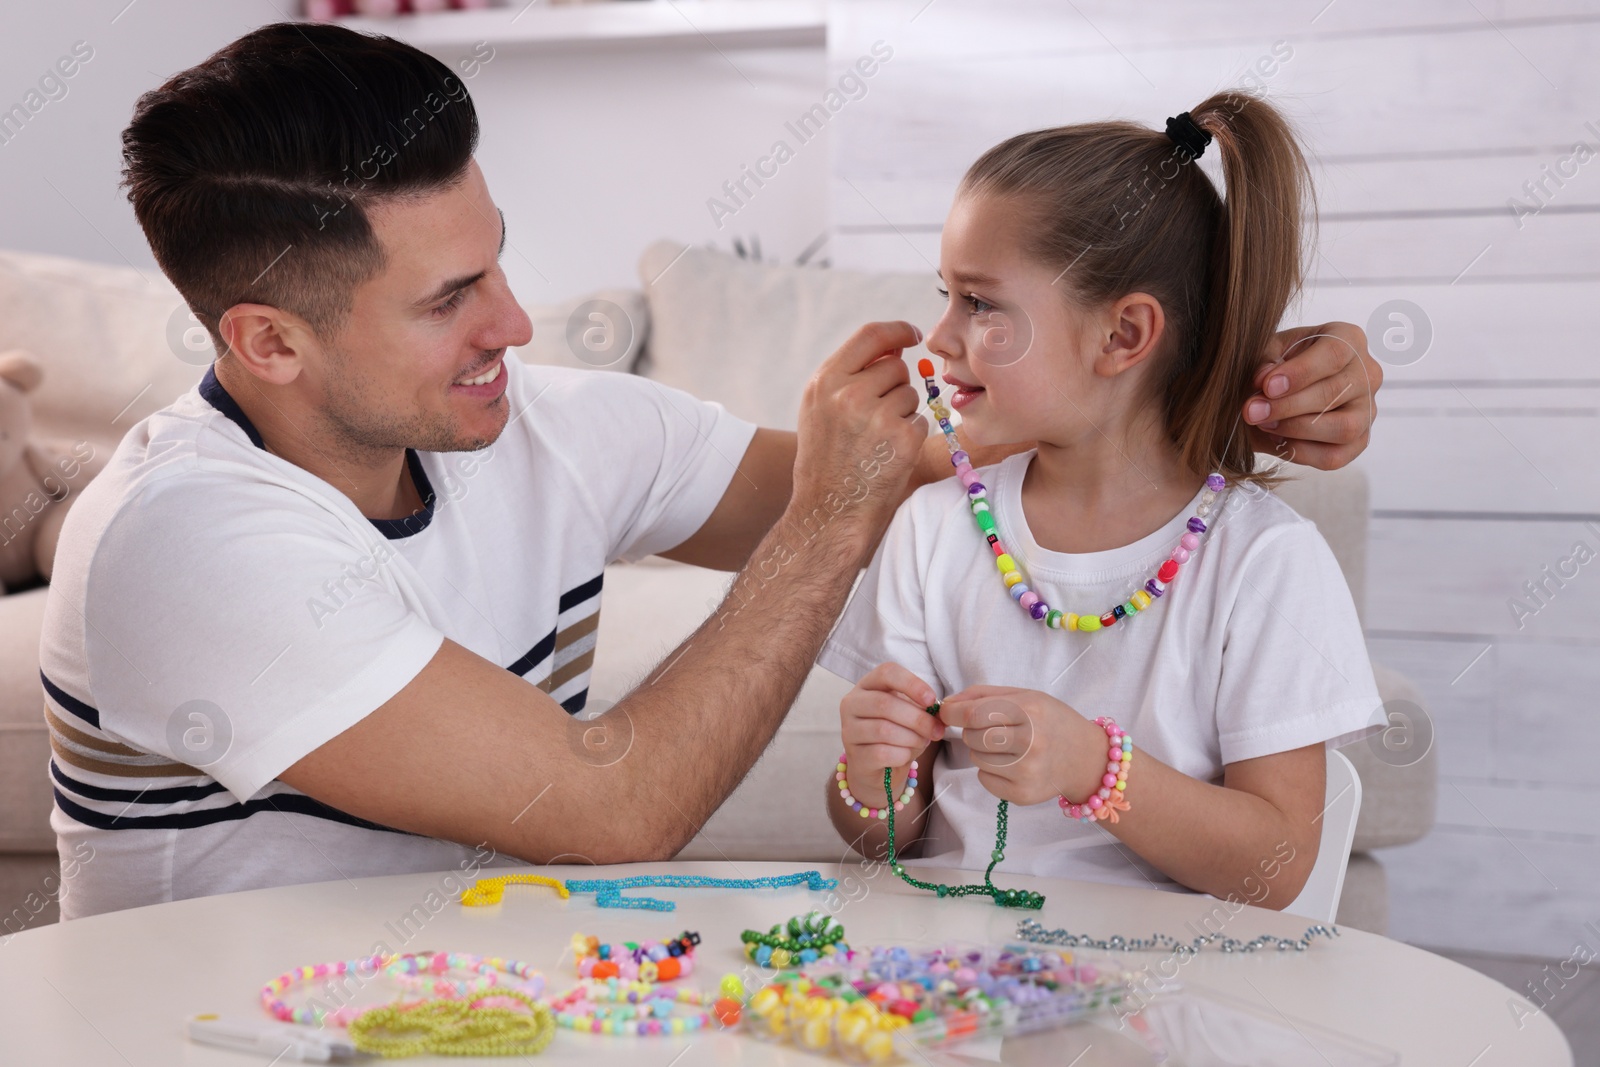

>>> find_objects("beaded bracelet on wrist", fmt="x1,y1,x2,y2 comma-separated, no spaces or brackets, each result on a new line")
836,752,917,818
740,910,850,968
1059,717,1133,824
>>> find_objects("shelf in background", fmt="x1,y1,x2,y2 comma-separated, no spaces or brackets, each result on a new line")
333,1,826,52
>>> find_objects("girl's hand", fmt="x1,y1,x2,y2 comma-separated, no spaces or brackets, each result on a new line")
938,685,1110,807
841,662,945,802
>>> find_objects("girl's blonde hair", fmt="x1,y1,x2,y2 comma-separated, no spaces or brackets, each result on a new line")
958,91,1315,488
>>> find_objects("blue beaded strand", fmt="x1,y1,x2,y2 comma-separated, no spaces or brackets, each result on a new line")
564,871,839,912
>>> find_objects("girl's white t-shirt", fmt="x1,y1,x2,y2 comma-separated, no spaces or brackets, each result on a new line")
816,451,1384,891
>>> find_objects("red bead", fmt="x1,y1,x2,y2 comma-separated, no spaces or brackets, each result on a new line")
1157,559,1180,582
1099,611,1117,628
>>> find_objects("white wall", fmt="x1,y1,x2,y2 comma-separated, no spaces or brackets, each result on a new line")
0,0,830,308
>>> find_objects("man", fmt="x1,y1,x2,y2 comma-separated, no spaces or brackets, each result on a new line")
41,23,1382,918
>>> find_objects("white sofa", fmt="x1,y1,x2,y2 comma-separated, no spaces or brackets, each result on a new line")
0,241,1435,935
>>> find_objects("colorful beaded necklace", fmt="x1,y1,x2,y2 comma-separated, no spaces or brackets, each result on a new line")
915,359,1225,631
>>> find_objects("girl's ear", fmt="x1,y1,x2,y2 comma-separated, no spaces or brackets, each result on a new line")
1093,293,1165,379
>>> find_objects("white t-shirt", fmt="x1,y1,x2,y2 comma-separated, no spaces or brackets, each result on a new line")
816,450,1384,890
40,355,756,920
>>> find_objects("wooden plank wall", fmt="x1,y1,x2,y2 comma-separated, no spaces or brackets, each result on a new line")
825,0,1600,957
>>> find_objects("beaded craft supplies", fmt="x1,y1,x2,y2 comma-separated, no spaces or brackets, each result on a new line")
459,874,569,906
1059,717,1133,824
571,931,701,981
1015,916,1341,956
837,753,917,819
564,871,839,912
261,952,547,1028
880,703,1044,911
915,358,1225,632
548,976,716,1036
384,952,547,1001
263,953,398,1028
347,989,555,1058
740,910,851,968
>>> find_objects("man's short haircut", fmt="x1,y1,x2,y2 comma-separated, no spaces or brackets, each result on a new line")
121,21,479,351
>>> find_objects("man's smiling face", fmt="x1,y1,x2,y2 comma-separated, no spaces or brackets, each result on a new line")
310,159,533,454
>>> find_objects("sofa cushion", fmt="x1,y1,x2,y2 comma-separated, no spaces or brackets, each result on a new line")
636,239,942,430
0,249,206,456
1343,663,1438,851
516,288,647,375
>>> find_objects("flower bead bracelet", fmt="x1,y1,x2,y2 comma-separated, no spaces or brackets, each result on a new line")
1060,717,1132,824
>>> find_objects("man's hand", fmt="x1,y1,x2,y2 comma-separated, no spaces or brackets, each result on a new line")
1243,321,1382,471
792,322,929,563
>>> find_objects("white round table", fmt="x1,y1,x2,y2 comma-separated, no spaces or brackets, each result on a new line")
0,861,1569,1066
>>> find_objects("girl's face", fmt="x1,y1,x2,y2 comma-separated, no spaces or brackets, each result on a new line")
925,192,1161,451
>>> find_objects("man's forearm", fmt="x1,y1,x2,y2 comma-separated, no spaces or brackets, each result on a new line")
614,504,881,857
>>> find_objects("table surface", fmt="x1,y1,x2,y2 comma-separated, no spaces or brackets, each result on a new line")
0,861,1570,1067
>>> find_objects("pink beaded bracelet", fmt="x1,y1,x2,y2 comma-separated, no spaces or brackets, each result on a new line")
836,752,917,819
1059,717,1133,824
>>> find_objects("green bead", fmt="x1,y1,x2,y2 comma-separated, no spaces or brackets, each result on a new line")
1046,609,1062,629
991,849,1004,863
892,864,905,877
935,885,947,898
1124,600,1138,614
976,511,996,532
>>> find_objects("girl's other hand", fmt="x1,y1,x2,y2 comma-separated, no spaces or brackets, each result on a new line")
938,685,1109,807
841,662,945,801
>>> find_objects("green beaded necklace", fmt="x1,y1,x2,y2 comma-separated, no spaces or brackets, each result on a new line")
881,701,1045,910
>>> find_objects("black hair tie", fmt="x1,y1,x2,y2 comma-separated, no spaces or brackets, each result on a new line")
1164,112,1212,159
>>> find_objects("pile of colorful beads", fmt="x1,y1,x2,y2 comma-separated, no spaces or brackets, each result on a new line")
736,942,1135,1062
744,973,911,1065
547,976,717,1037
569,931,700,982
741,911,851,968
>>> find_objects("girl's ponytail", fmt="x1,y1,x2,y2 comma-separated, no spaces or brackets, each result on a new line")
1169,91,1315,481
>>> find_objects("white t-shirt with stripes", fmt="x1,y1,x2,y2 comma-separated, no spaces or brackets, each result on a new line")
40,355,756,920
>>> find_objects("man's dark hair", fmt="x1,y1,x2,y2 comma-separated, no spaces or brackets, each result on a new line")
122,21,479,351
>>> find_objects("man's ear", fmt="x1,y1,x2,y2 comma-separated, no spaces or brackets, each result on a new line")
216,304,315,386
1093,293,1165,379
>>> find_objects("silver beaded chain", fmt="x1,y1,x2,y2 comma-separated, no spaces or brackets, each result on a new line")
1015,917,1340,956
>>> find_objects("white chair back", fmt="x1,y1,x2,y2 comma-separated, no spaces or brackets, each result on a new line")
1283,748,1362,923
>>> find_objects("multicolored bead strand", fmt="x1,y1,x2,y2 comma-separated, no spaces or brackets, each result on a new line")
837,752,917,818
1059,717,1133,824
547,977,716,1036
384,952,546,1001
916,358,1225,630
570,931,700,982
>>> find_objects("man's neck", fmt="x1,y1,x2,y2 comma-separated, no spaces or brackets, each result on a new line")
213,360,424,521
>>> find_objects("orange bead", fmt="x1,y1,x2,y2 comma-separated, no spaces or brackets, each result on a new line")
656,956,681,981
591,961,618,979
714,997,742,1026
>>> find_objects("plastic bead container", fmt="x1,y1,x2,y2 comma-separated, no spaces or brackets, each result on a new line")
740,941,1143,1064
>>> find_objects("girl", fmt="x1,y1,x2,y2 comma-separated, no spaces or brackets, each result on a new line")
817,92,1382,908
